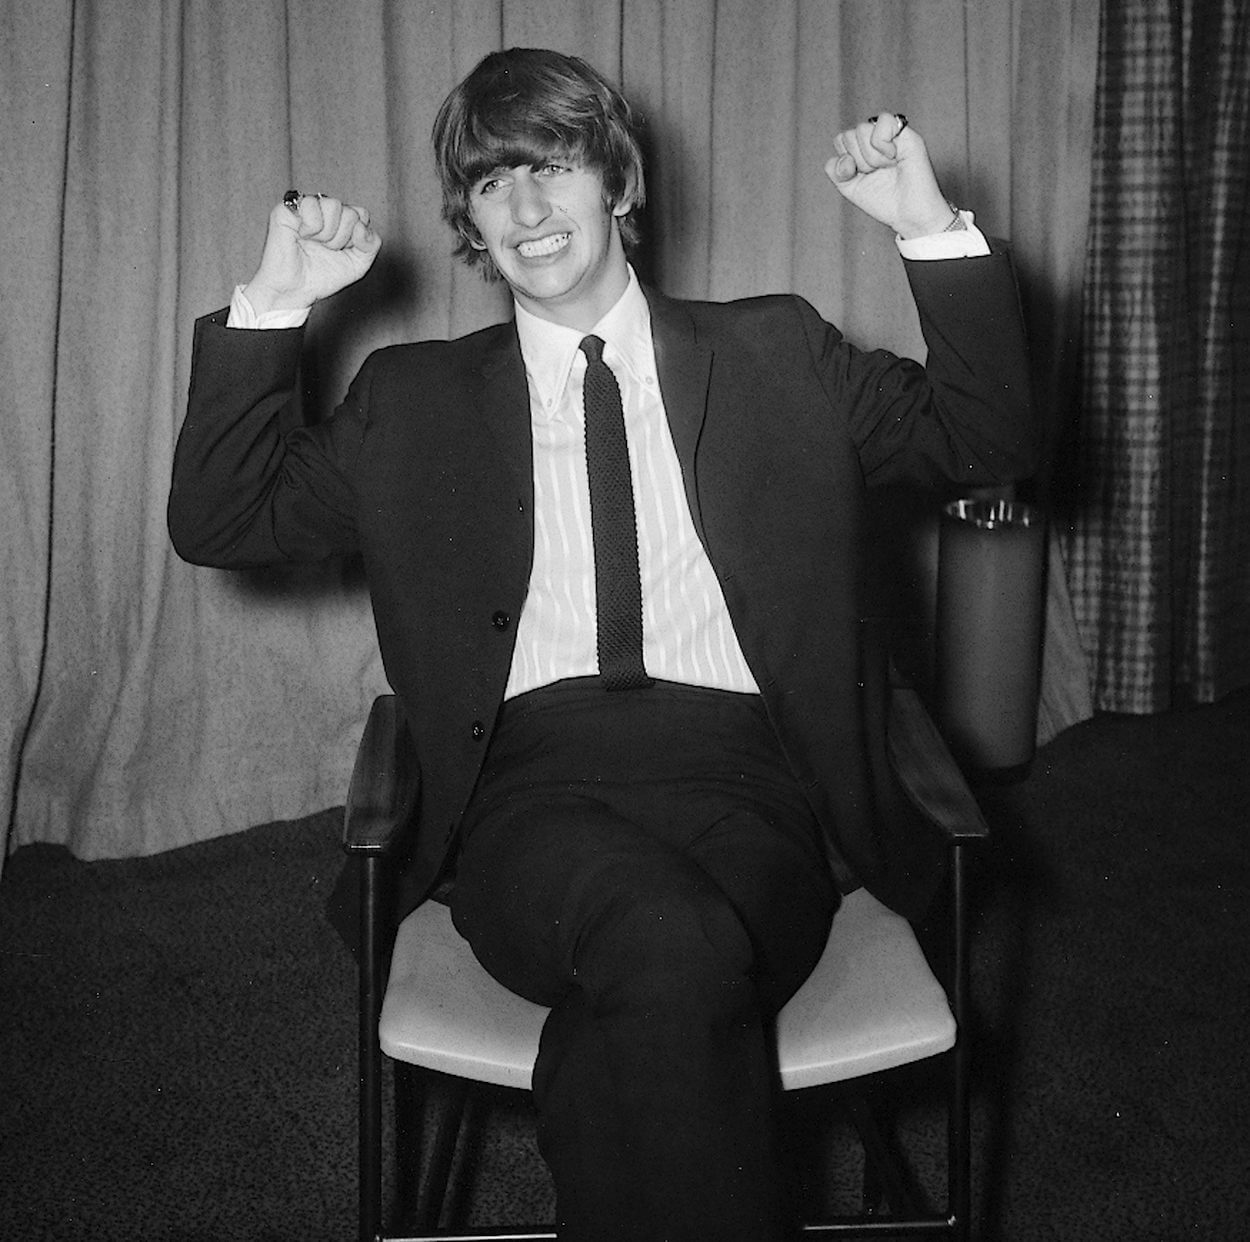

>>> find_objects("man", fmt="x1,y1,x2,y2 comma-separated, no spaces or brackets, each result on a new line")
170,47,1034,1242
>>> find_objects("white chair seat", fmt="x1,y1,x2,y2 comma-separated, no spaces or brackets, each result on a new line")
379,887,955,1093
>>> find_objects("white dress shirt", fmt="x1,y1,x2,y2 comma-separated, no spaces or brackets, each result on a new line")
505,268,759,697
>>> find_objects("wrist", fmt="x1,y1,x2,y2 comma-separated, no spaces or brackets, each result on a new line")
897,201,965,241
230,284,313,331
240,280,314,318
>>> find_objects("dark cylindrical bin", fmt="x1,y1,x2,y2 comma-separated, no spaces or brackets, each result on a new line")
936,499,1046,772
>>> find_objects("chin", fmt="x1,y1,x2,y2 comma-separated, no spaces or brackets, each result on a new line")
512,265,582,302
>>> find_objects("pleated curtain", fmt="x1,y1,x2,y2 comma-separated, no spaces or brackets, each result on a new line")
3,0,1098,870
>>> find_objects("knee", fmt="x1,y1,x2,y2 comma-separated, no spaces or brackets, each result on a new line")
573,873,756,1008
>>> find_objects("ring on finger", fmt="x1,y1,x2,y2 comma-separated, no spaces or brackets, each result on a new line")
868,113,908,139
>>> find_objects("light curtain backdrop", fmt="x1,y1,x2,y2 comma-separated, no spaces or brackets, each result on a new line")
2,0,1096,872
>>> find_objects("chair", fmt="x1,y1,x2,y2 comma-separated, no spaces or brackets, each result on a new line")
344,677,987,1241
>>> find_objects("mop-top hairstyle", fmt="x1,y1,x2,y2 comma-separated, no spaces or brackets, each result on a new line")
432,48,647,279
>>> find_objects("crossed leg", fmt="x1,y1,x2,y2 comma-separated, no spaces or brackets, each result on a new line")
451,780,836,1242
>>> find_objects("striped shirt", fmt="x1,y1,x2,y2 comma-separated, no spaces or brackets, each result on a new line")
506,268,758,699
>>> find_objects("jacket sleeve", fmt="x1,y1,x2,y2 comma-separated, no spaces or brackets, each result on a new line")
800,246,1039,489
168,311,370,568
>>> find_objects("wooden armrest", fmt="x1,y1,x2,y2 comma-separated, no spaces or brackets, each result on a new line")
343,695,420,855
887,682,989,844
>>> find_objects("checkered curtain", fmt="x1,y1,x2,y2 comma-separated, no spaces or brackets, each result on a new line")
1063,0,1250,713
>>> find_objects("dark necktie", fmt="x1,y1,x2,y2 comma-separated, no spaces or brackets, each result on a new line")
580,334,653,691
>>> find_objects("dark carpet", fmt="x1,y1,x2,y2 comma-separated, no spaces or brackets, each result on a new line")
2,688,1247,1240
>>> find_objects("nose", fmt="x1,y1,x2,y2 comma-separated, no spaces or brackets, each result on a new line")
510,171,551,227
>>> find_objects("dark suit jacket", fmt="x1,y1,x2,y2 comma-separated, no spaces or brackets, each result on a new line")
170,251,1036,922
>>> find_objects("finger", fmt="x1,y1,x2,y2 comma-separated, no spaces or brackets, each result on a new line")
869,113,906,159
840,126,880,175
325,203,363,251
351,217,383,256
855,119,900,165
826,128,870,181
330,204,378,251
825,143,859,184
826,156,858,183
279,193,321,238
308,194,344,242
347,209,381,254
269,197,304,233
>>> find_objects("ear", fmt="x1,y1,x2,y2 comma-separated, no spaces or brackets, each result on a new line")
611,165,640,219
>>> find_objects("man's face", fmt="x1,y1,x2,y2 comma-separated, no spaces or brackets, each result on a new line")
467,156,632,331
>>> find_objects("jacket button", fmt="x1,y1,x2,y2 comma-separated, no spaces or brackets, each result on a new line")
470,720,485,740
491,610,511,630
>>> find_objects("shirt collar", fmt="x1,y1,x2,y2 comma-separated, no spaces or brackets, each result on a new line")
514,266,654,421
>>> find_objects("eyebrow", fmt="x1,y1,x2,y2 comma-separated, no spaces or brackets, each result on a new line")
465,144,582,186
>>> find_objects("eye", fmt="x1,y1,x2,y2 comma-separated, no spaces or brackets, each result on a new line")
537,161,571,178
476,173,508,196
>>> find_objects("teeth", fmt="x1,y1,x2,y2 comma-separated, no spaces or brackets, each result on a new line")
517,233,571,258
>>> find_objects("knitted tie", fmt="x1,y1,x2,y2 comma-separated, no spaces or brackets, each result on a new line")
580,334,653,691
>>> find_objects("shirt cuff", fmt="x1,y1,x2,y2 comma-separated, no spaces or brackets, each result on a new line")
226,285,313,330
895,211,991,260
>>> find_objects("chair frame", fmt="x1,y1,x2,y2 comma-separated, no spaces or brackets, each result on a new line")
345,682,986,1242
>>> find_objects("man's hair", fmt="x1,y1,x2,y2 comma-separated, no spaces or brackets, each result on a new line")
432,48,647,279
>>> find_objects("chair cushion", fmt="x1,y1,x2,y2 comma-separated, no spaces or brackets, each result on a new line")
774,887,955,1088
379,888,955,1092
381,901,548,1090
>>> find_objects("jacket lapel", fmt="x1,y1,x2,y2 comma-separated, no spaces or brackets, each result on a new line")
645,288,713,537
461,324,535,609
476,322,536,518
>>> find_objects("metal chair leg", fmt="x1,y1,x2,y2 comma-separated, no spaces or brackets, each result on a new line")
408,1071,471,1229
949,842,972,1242
359,854,386,1242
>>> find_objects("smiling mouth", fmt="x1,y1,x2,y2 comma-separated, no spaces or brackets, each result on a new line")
516,232,572,259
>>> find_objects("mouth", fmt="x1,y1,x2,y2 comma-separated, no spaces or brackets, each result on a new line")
515,232,572,259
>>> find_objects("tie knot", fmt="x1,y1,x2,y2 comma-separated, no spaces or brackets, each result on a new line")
579,334,606,365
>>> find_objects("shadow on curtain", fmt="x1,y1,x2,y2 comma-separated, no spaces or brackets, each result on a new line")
1060,0,1250,713
2,0,1096,869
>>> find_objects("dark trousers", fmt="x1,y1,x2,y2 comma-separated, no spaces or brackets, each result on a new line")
450,679,838,1242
